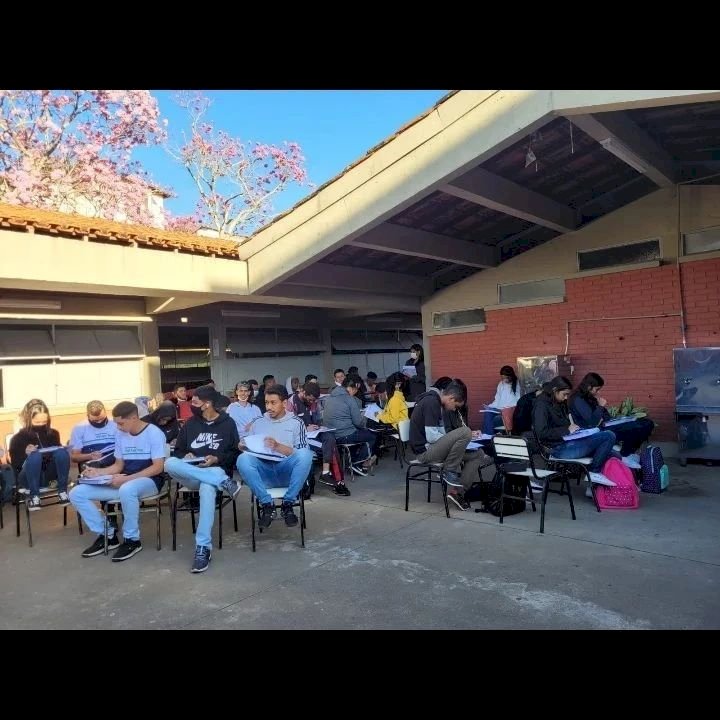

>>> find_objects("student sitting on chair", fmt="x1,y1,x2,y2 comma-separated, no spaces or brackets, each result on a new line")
374,373,409,429
10,399,71,512
291,382,350,497
512,387,543,436
322,376,379,476
481,365,522,435
409,380,484,510
69,400,118,473
164,384,241,574
70,401,167,562
569,372,653,469
236,384,314,530
228,381,262,439
532,376,619,488
142,401,180,445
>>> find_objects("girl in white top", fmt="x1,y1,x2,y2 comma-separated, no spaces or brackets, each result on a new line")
483,365,522,435
228,381,262,439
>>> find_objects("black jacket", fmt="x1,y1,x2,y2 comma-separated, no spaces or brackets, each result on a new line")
172,411,239,475
142,402,180,444
512,391,537,436
409,388,442,453
532,393,571,446
254,388,266,414
405,358,427,402
569,394,610,428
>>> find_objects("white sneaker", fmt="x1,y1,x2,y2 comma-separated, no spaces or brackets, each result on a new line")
28,495,42,511
589,472,616,487
58,491,70,505
621,456,641,470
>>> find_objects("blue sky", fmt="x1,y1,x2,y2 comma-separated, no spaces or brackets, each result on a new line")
135,90,448,219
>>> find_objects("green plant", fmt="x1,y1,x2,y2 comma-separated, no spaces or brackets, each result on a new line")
607,396,647,418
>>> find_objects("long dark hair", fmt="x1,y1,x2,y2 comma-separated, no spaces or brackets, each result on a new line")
500,365,518,395
574,372,605,409
542,376,573,403
386,372,406,401
409,344,424,364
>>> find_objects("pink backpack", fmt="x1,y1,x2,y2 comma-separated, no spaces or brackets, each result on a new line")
595,458,640,510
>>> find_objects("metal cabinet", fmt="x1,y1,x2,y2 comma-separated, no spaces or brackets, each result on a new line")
516,355,573,395
674,347,720,465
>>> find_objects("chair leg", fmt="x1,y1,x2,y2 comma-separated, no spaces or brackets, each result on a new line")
0,501,3,530
190,504,197,533
499,471,505,525
404,470,410,512
250,495,256,552
77,510,84,535
440,476,450,519
299,495,305,547
156,502,162,551
540,481,550,534
427,475,432,503
232,498,238,532
63,506,68,527
526,478,536,512
218,493,223,550
566,478,576,520
16,495,21,537
26,501,33,547
171,487,178,551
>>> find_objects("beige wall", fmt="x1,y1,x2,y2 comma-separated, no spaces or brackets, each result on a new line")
423,185,720,328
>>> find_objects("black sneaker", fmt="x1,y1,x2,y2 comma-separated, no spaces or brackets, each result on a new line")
111,539,143,562
191,545,212,573
318,471,335,486
258,503,274,529
58,491,70,506
351,464,368,477
81,534,120,558
281,502,299,527
448,492,470,511
220,477,241,499
332,482,351,497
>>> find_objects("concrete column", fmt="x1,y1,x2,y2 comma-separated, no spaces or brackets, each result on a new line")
141,322,162,396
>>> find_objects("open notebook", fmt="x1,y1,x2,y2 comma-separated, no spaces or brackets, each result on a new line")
242,434,284,462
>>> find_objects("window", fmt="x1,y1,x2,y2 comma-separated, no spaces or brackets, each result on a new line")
577,239,661,272
684,227,720,256
54,326,142,358
0,325,55,359
498,278,565,304
330,330,423,353
432,308,486,330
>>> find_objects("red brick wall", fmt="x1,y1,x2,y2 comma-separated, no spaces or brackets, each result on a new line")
429,259,720,440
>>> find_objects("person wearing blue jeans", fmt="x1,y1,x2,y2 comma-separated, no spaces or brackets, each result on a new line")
532,376,618,487
70,401,167,562
236,383,313,531
164,384,240,574
9,400,71,511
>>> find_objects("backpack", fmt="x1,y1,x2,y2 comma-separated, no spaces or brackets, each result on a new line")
595,457,640,509
640,445,669,494
469,462,527,516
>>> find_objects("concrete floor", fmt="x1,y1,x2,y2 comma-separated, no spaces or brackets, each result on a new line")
1,457,719,630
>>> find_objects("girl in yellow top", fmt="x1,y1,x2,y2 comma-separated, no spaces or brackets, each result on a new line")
377,373,409,429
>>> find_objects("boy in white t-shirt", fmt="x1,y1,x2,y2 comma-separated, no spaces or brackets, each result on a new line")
69,401,167,562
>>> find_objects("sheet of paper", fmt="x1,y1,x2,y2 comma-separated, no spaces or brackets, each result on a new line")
402,365,417,377
364,403,382,420
563,427,600,442
78,474,114,485
307,426,335,439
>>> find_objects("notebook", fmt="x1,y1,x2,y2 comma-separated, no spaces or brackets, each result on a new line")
242,434,284,462
307,426,335,439
78,474,114,485
562,427,600,441
364,404,382,420
402,365,417,377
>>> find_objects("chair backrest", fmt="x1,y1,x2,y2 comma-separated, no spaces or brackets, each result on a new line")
492,435,530,461
398,419,411,442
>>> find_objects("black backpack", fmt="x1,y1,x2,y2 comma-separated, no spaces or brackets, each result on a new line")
467,461,527,517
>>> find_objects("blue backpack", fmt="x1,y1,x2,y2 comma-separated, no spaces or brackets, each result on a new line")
640,445,669,494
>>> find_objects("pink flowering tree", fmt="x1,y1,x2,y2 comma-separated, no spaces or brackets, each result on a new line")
167,92,310,238
0,90,167,225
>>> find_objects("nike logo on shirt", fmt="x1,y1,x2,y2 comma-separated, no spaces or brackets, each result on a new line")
190,433,221,450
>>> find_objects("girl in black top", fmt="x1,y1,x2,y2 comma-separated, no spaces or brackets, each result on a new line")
9,399,71,510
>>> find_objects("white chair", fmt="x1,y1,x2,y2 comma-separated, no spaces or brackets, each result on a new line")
249,486,306,551
390,419,411,469
492,436,574,534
